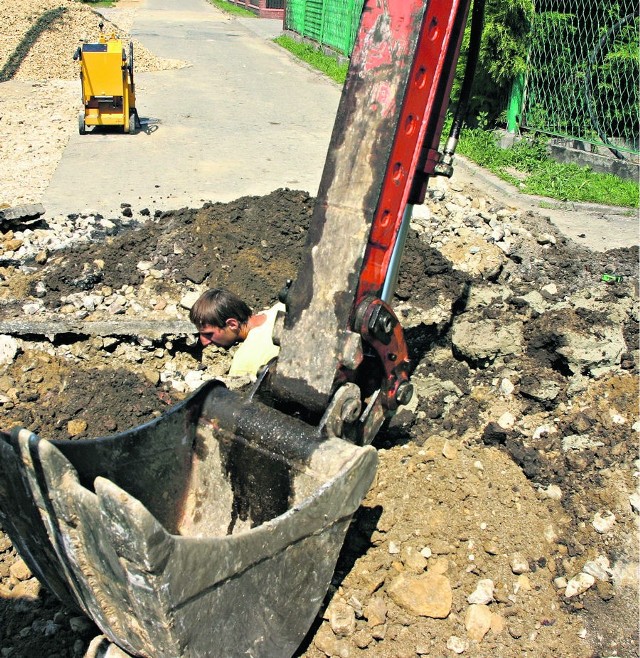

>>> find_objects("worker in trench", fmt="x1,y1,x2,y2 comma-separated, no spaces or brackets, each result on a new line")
189,287,285,380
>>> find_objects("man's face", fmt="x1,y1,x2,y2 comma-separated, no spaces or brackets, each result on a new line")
197,319,240,348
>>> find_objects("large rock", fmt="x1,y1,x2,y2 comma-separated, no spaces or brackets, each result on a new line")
387,572,452,618
555,322,626,375
465,604,493,641
0,335,19,364
440,228,506,279
452,318,524,365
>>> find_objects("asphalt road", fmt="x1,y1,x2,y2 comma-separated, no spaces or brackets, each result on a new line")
42,0,341,216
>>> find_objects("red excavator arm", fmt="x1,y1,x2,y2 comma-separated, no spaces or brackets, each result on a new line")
270,0,471,444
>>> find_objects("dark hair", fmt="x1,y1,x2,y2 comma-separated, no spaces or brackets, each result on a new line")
189,288,253,329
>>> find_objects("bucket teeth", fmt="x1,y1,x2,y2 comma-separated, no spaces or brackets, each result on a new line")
32,439,154,655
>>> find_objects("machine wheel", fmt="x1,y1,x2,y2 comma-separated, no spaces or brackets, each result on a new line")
78,112,86,135
128,110,137,134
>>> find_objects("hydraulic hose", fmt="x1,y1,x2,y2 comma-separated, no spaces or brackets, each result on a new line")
440,0,486,166
383,0,485,302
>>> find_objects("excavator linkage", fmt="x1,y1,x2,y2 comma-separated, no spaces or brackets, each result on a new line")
0,0,473,654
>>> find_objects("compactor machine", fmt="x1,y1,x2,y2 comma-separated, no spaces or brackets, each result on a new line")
74,22,138,134
0,0,484,655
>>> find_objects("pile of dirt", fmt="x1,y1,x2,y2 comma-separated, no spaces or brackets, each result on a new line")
0,2,638,657
0,183,638,658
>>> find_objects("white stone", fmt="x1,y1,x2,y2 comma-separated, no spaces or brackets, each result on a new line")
447,636,467,654
539,484,562,501
609,411,626,424
388,541,400,554
496,239,512,255
592,510,616,534
22,302,42,315
533,424,555,440
510,553,530,575
180,291,201,310
499,378,515,396
629,492,640,514
565,573,595,598
467,579,494,605
562,434,604,451
582,557,611,582
497,412,516,429
183,370,206,391
0,335,19,365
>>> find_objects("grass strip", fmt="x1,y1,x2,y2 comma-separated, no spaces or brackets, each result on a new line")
207,0,256,18
457,127,639,208
274,35,348,84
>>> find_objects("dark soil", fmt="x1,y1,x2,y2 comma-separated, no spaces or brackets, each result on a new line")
36,189,315,312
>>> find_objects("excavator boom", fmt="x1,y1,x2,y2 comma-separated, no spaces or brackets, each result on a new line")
272,0,470,441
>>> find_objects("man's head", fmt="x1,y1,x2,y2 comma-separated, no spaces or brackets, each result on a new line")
189,288,253,348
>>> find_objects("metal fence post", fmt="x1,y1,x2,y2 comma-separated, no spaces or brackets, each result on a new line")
506,72,524,134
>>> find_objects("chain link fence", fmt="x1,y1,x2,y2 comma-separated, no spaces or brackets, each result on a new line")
284,0,638,160
522,0,639,158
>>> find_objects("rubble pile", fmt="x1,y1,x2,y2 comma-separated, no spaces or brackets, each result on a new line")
0,1,637,657
0,0,185,81
0,181,638,658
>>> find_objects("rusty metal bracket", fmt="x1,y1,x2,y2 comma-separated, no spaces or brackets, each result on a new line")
354,297,413,412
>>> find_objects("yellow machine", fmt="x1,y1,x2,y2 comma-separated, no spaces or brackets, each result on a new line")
74,23,138,134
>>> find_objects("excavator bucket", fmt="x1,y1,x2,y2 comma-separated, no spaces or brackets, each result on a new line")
0,381,377,657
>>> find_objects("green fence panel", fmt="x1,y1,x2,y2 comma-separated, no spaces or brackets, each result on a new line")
304,0,324,42
522,0,639,156
284,0,364,56
321,0,362,54
285,0,306,34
